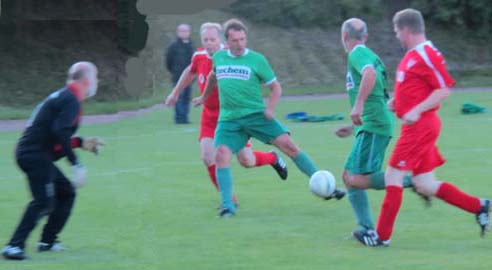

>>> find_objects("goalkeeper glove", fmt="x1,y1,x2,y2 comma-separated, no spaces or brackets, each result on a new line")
72,164,87,188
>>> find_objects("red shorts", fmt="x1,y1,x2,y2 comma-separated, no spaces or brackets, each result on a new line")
198,108,252,148
199,108,219,140
389,113,445,175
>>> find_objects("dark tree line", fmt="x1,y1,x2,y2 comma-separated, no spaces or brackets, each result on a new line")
228,0,492,38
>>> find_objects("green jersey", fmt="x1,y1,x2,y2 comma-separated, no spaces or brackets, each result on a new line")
213,49,276,121
346,45,394,136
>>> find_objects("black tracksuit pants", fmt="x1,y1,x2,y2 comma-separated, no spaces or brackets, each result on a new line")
8,152,76,249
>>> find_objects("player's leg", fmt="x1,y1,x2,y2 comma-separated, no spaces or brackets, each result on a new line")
344,132,392,232
4,155,55,260
412,169,490,237
39,166,76,252
353,165,408,247
236,141,288,180
200,137,219,191
343,171,374,231
214,120,248,217
215,145,235,217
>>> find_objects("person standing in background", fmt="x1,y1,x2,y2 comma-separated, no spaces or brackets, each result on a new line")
166,24,195,124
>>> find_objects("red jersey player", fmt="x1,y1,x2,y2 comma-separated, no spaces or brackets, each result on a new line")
165,22,287,205
354,8,491,247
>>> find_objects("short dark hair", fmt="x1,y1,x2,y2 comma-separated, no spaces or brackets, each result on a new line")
223,19,247,39
393,8,425,34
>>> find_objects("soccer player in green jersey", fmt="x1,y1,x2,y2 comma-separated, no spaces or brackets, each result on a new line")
336,18,415,236
194,19,345,217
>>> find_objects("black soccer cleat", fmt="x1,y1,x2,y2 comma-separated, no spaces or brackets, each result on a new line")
2,245,27,260
476,199,491,238
412,187,432,208
324,189,346,200
37,241,66,252
352,229,389,247
218,208,235,218
270,151,288,180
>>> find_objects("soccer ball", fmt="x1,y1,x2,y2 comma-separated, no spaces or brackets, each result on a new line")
309,170,336,198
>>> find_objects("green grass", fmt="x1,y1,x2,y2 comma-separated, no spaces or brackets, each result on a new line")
1,91,492,269
1,78,491,120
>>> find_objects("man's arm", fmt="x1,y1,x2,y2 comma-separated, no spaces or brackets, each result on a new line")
193,72,217,106
402,87,451,125
264,80,282,120
351,66,376,125
165,65,196,107
51,98,80,166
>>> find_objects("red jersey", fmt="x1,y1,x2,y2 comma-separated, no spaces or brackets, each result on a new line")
393,41,455,118
189,48,220,111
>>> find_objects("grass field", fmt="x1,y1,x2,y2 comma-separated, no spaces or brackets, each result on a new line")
1,91,492,270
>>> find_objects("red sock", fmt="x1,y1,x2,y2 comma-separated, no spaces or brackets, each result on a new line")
436,182,481,213
206,165,219,191
376,186,403,241
254,151,276,166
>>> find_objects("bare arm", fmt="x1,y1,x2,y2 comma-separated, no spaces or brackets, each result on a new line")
351,66,376,125
165,65,195,107
264,80,282,120
403,87,451,125
193,72,217,107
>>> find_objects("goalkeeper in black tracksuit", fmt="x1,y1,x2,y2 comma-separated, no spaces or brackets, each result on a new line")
2,62,104,260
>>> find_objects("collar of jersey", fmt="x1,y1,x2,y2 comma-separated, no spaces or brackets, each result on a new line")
227,48,250,58
349,44,366,55
410,40,433,51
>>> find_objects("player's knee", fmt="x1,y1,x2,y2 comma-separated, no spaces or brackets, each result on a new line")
412,179,433,196
215,146,232,167
342,171,353,188
201,151,215,166
32,197,55,216
237,155,255,168
275,136,299,157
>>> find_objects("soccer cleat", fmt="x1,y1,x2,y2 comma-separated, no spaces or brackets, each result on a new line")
412,187,432,208
324,189,346,200
352,229,389,247
216,202,240,210
270,151,288,180
2,245,27,260
37,241,66,252
476,199,491,238
218,208,235,218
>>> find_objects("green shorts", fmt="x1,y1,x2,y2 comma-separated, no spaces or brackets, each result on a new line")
214,112,289,154
344,131,391,175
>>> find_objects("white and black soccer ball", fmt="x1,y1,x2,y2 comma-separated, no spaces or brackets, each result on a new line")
309,170,336,198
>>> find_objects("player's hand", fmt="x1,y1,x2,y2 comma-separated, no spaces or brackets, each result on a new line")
192,96,205,107
82,137,105,155
72,164,87,188
335,125,353,138
165,93,178,107
402,108,421,125
387,98,395,112
264,108,275,120
350,104,363,126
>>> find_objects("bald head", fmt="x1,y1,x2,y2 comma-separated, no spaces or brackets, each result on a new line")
176,24,191,41
341,18,368,41
67,61,98,98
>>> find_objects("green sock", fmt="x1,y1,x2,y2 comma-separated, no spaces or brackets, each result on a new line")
216,167,236,212
292,151,318,177
348,188,374,230
369,171,413,190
